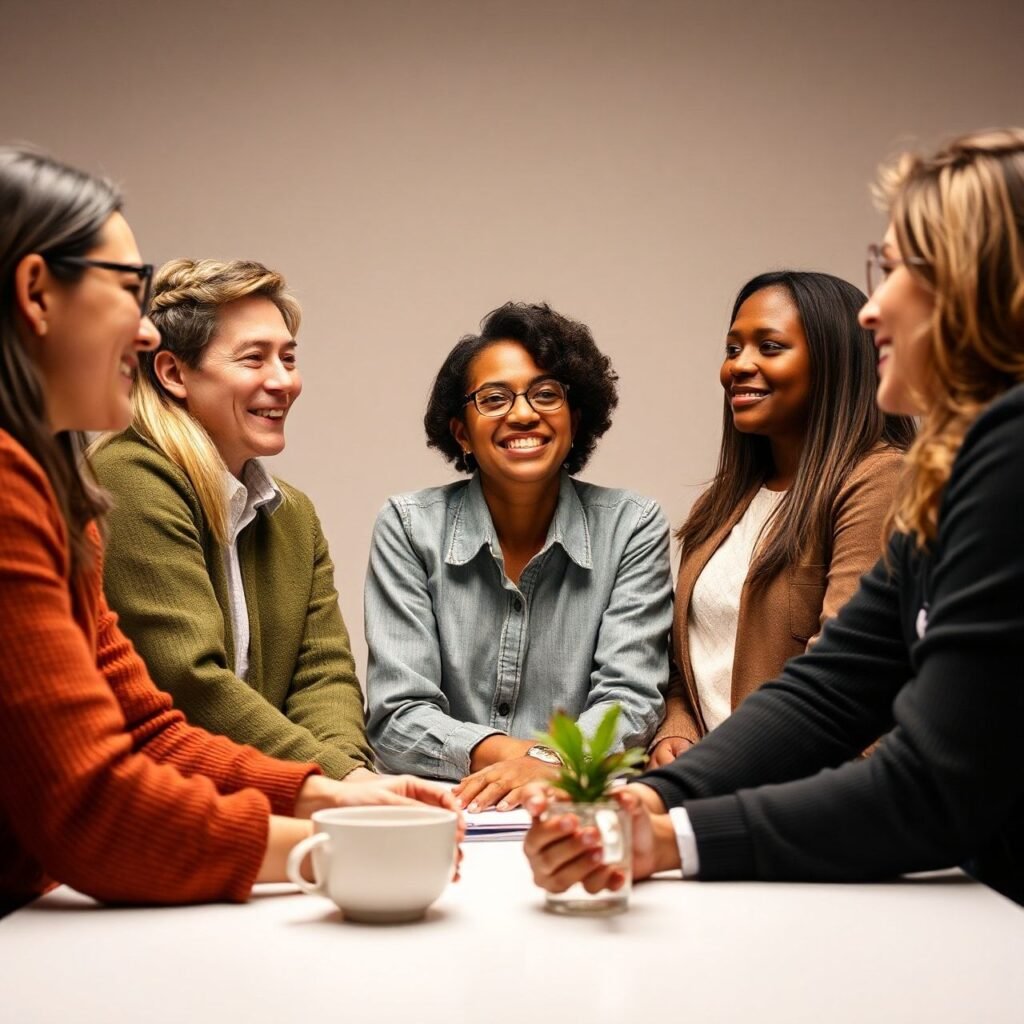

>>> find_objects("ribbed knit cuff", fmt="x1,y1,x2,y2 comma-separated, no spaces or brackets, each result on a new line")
683,795,756,880
259,761,322,817
633,772,690,812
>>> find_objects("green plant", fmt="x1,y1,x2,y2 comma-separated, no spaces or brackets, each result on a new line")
534,704,647,803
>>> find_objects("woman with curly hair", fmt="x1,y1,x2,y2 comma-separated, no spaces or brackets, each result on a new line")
524,128,1024,905
365,302,673,810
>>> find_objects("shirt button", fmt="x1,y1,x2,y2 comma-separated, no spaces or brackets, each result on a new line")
498,702,511,717
512,598,523,612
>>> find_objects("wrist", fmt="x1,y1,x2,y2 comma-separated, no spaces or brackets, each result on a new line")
652,813,683,875
628,782,668,814
469,734,531,771
294,775,331,818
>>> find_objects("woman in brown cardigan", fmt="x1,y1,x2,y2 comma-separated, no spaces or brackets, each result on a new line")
650,271,916,765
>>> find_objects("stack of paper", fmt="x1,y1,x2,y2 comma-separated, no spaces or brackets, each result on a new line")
464,807,532,842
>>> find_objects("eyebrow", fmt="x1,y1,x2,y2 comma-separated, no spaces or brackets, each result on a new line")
725,326,788,340
230,338,298,354
473,373,556,389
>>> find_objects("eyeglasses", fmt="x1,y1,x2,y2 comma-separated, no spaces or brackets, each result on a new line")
464,379,569,418
866,244,928,297
44,255,155,316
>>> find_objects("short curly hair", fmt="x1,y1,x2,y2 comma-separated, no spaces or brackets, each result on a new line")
424,302,619,475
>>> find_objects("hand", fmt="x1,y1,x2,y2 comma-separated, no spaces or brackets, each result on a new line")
453,757,559,812
295,774,462,819
343,766,379,783
520,784,679,894
648,736,694,768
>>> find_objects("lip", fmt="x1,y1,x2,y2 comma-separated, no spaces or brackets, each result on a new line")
496,432,552,457
729,385,771,408
248,406,288,421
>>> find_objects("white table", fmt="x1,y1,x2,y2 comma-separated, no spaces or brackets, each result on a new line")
0,842,1021,1024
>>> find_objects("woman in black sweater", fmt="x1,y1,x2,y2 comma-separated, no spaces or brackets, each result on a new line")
523,127,1024,905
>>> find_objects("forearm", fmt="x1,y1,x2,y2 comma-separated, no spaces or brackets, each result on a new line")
256,816,314,884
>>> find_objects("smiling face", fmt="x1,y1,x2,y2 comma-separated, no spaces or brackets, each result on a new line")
450,340,576,494
720,285,812,442
858,225,936,416
172,296,301,477
29,212,161,433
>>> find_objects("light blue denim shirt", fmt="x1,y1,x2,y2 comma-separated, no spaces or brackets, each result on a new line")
364,471,672,779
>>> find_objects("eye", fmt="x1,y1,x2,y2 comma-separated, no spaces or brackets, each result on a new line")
478,389,510,409
759,341,785,354
240,352,263,364
725,344,741,358
282,352,298,367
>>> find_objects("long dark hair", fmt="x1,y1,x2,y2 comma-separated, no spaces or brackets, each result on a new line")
679,270,917,583
0,146,121,581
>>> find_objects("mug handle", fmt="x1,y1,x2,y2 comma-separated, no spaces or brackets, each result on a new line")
286,832,330,895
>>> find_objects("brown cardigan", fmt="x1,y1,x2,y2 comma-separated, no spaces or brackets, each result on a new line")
654,447,904,745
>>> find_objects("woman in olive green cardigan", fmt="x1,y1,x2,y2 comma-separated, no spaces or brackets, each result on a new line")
92,258,373,780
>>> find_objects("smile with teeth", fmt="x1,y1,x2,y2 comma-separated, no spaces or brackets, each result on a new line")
877,343,893,367
119,358,134,379
731,387,770,406
251,408,285,419
501,436,548,450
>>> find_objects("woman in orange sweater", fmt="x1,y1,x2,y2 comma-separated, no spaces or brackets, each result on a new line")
0,146,457,917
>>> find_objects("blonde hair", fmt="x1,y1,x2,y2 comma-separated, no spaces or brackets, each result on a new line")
100,258,301,545
877,128,1024,545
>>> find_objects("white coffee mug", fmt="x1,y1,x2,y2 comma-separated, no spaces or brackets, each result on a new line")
286,806,458,923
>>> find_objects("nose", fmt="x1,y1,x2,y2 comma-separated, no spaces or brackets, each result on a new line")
858,296,880,331
728,346,757,377
264,357,301,396
506,391,539,424
135,315,161,352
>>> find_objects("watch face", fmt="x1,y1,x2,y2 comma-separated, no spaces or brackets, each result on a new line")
528,745,561,765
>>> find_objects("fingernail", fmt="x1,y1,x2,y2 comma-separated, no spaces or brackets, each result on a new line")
496,801,508,812
581,832,597,847
467,802,479,813
558,817,574,832
590,851,602,863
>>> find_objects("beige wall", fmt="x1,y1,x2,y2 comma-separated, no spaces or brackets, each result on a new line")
2,0,1022,677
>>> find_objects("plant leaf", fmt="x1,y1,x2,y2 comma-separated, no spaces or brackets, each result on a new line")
586,704,621,766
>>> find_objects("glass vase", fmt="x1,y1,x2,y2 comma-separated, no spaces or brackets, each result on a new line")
542,799,632,915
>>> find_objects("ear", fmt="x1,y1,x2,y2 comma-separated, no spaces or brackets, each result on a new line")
12,254,54,340
450,416,470,454
153,350,189,401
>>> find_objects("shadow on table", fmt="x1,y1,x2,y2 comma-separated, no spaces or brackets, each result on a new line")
287,904,456,928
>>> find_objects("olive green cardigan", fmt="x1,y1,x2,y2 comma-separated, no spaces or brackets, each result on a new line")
92,429,373,779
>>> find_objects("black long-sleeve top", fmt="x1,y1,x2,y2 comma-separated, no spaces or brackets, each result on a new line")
640,384,1024,904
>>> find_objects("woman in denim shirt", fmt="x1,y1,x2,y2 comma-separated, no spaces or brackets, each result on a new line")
365,303,673,810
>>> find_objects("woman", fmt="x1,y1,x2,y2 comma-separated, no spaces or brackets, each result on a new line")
524,128,1024,904
650,271,916,766
0,146,454,916
365,302,673,810
91,259,373,780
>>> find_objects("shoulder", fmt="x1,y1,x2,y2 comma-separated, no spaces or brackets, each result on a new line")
91,429,197,505
944,384,1024,507
0,430,62,521
571,478,665,528
270,476,317,522
377,481,469,528
832,444,905,515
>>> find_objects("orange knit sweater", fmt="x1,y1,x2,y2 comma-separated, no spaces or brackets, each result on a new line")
0,430,318,910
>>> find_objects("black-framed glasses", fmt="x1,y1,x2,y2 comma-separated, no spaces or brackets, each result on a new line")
464,379,569,418
866,243,928,297
44,255,154,316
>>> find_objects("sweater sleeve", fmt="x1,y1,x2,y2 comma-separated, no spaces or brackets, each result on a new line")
94,440,367,779
282,504,374,774
640,396,1024,883
0,441,305,906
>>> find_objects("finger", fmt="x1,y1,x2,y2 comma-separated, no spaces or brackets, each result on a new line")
456,773,491,809
532,826,601,880
540,847,607,894
466,780,509,812
582,865,621,894
523,812,579,858
400,777,463,811
498,785,528,811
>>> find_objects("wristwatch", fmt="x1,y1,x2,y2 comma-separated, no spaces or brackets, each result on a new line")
525,744,563,766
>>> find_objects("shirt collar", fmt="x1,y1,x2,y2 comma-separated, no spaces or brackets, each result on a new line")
223,459,283,538
444,471,592,570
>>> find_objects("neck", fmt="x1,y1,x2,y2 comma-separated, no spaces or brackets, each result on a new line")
479,473,561,554
766,433,804,490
